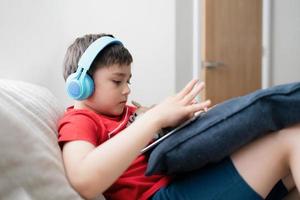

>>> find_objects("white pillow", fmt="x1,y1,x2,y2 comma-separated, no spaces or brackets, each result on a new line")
0,79,84,200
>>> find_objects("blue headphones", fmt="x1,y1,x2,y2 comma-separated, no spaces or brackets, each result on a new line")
66,36,123,100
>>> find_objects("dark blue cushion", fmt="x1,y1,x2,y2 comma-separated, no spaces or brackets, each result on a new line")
146,82,300,175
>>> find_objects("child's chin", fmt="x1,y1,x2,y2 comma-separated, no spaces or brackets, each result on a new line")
112,106,126,116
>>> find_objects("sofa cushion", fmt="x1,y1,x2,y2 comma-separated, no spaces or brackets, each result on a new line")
0,79,85,200
146,82,300,175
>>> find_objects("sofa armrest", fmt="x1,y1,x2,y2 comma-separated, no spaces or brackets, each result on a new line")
0,79,84,200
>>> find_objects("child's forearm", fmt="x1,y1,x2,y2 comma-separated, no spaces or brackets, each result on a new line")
65,111,161,199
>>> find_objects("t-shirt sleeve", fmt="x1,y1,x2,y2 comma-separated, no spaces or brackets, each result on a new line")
57,112,100,148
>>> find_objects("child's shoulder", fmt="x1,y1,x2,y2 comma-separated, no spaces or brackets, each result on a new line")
57,106,107,147
64,106,99,118
58,106,103,128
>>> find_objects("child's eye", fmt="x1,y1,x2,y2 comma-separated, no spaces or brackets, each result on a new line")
112,80,122,85
127,80,131,85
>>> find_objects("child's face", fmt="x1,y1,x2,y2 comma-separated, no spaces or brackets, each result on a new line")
86,64,132,116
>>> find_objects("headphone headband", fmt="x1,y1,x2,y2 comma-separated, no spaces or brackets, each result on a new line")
66,36,123,100
78,36,123,71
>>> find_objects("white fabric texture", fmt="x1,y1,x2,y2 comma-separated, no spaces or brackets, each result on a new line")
0,79,83,200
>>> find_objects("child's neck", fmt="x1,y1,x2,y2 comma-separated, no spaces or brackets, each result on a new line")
73,101,124,119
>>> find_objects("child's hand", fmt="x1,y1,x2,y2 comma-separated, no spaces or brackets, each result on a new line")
147,79,211,129
132,100,157,120
131,100,153,115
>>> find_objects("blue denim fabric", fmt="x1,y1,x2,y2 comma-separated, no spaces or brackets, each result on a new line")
146,82,300,175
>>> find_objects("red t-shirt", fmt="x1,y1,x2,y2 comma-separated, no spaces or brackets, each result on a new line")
57,105,170,200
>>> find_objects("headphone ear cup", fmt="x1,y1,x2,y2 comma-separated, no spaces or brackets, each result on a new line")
66,71,94,100
66,72,82,100
80,73,94,99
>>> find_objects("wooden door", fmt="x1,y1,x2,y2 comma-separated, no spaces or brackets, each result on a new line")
201,0,262,105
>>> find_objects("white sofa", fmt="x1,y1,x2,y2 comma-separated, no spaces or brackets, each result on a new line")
0,79,105,200
0,79,298,200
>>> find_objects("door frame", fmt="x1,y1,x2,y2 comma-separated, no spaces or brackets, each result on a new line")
192,0,272,91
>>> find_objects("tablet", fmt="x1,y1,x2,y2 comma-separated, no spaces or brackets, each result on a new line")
141,111,206,154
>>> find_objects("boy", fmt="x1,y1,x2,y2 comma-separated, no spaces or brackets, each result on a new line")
58,33,210,199
58,34,294,200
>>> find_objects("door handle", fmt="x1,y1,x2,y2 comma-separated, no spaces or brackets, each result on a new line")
202,61,224,68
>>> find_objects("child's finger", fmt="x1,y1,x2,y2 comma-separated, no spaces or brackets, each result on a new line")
177,79,199,99
190,99,197,105
149,104,156,109
201,100,211,111
131,100,141,108
197,100,211,111
188,100,211,113
181,82,205,105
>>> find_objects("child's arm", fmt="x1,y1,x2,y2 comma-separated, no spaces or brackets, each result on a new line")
62,79,210,199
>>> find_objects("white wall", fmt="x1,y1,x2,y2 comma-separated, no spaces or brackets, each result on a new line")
175,0,203,93
175,0,193,92
0,0,175,107
1,0,299,109
271,0,300,85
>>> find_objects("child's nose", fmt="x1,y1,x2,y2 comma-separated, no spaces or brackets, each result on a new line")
122,84,131,95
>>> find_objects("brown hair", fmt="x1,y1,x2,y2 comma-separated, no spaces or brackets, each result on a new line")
63,33,133,81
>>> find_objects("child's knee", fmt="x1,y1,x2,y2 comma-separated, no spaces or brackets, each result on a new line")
276,123,300,162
